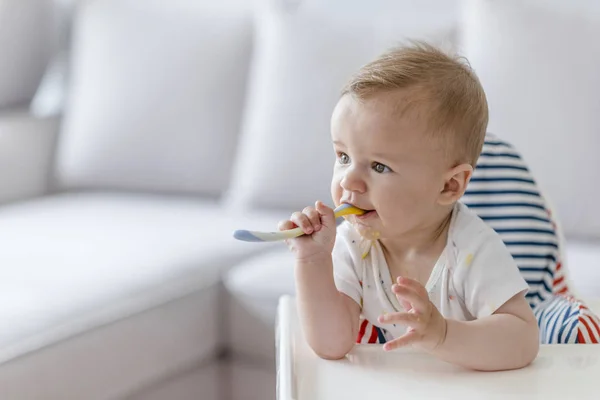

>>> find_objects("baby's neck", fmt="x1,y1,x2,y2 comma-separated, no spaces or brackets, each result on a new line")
379,206,453,267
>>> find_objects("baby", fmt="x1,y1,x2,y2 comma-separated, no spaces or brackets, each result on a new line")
278,42,539,371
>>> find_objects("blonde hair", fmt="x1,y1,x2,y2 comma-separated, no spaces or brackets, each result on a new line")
342,41,488,167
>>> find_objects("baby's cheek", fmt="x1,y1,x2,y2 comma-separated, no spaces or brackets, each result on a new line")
330,178,343,205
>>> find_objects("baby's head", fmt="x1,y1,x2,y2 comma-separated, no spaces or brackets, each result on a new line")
330,41,488,240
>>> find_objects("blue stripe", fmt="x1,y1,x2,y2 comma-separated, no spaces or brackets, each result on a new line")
543,300,562,343
518,266,554,276
470,177,536,184
535,303,546,329
494,228,556,235
526,291,545,303
376,327,387,344
535,298,554,332
524,279,552,294
465,202,546,211
481,215,551,224
536,310,543,328
557,316,570,343
565,318,580,343
475,164,529,172
504,241,559,249
464,189,541,197
565,306,579,321
484,140,514,147
512,253,557,262
547,301,570,343
479,152,521,159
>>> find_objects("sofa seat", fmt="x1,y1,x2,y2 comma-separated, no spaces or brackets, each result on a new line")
0,192,282,399
225,247,295,365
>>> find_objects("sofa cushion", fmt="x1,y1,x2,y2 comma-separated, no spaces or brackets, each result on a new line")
55,0,253,196
226,0,459,212
0,192,283,366
0,285,220,399
224,247,296,363
460,0,600,239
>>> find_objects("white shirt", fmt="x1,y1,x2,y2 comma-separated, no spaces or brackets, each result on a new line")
333,202,529,341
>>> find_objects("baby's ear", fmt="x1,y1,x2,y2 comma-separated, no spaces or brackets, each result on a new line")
438,163,473,205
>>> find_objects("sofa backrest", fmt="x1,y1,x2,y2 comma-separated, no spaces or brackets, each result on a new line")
53,0,254,197
0,0,54,109
224,0,460,212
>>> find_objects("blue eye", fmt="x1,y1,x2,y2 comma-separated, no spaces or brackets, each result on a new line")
373,162,391,173
338,152,350,165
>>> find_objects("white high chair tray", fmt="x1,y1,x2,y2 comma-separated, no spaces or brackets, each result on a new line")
277,296,600,400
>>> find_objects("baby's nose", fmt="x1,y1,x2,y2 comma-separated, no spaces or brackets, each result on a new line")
340,169,367,193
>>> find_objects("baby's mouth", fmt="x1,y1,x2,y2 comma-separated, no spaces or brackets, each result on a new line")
347,209,381,240
355,209,377,220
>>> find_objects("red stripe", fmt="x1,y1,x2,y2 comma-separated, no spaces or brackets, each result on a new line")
577,330,585,343
587,314,600,337
553,276,564,286
557,287,568,295
357,319,368,343
556,262,562,271
580,317,599,344
368,325,378,344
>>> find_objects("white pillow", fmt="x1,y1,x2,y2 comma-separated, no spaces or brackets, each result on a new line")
55,0,253,196
460,0,600,239
225,0,459,212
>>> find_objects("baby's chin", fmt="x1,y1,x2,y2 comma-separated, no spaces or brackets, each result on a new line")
345,215,382,240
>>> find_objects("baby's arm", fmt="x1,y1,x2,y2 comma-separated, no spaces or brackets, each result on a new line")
280,201,360,360
379,277,538,371
295,257,361,360
430,292,539,371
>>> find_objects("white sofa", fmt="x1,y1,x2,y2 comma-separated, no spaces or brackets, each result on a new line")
0,1,598,399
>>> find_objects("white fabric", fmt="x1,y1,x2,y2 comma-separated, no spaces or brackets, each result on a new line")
460,0,600,239
55,0,253,195
333,203,529,340
0,111,58,204
226,0,459,212
0,0,53,108
0,287,221,400
225,247,296,362
0,192,283,364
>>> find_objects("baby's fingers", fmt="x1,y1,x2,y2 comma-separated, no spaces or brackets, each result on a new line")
392,284,427,311
291,212,314,235
303,207,321,232
278,220,297,231
383,331,420,351
378,312,425,331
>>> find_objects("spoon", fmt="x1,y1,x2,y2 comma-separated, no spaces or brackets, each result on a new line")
233,203,365,242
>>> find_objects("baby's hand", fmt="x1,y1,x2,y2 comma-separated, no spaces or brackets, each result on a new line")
278,201,336,263
378,277,448,352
